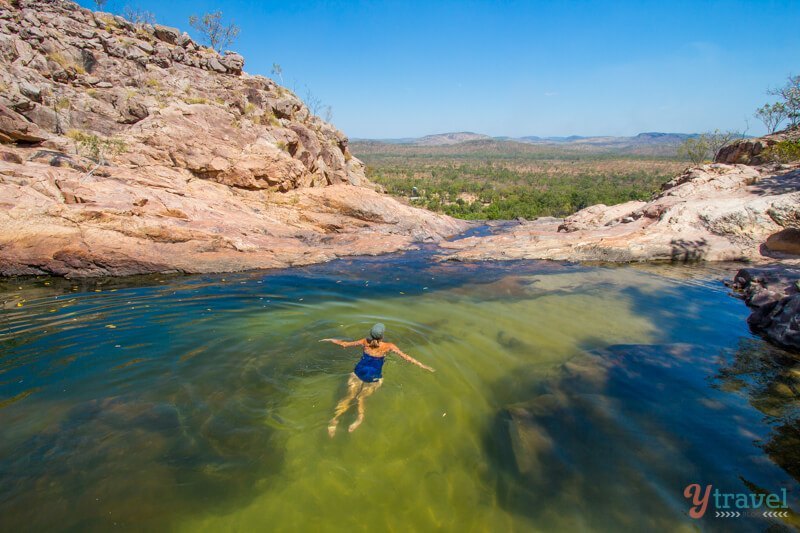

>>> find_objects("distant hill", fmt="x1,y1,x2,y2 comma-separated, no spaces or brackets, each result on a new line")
354,131,700,156
352,132,697,157
356,132,493,146
416,132,494,146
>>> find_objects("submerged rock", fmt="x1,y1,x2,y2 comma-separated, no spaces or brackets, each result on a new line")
487,342,800,531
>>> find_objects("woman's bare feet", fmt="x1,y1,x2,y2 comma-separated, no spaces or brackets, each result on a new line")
327,421,338,438
348,416,364,432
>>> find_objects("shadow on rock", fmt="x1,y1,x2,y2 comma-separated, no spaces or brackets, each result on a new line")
750,168,800,196
670,238,709,263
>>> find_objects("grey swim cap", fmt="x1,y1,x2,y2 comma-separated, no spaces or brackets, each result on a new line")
369,323,385,340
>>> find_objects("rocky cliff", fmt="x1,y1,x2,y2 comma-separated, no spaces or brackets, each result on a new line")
0,0,468,276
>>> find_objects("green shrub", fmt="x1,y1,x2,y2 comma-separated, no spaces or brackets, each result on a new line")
369,163,672,220
47,52,85,74
762,140,800,163
66,130,127,163
183,96,210,105
244,102,258,115
54,98,71,111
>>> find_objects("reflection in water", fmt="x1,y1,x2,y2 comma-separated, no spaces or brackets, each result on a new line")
486,344,798,532
0,254,797,531
712,338,800,529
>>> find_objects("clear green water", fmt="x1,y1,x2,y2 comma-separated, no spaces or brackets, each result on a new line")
1,251,798,532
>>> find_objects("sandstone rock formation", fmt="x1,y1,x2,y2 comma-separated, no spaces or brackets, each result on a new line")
731,267,800,352
766,228,800,256
716,126,800,165
0,0,468,276
440,163,800,263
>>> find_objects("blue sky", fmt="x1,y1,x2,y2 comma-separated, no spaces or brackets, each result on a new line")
78,0,799,138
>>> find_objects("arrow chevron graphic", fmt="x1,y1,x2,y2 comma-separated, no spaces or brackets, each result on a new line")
762,511,789,518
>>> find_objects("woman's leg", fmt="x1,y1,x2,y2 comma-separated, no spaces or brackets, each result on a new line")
348,379,382,432
328,373,361,437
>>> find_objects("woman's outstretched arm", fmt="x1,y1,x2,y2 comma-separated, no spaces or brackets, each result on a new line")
389,344,435,372
320,338,365,348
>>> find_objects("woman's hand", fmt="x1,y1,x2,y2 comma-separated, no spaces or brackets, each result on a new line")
319,338,336,343
423,365,436,373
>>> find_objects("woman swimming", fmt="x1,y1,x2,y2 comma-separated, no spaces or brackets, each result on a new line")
321,323,434,436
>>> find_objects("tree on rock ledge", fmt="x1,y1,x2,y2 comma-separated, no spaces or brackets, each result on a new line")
768,75,800,128
189,11,240,53
755,102,788,133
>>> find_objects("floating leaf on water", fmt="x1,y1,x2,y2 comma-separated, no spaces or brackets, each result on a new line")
105,324,117,329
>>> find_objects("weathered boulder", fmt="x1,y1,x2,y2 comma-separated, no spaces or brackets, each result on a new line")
731,267,800,351
152,24,180,45
205,56,226,73
716,126,800,165
716,138,774,165
18,80,41,101
766,228,800,256
220,52,244,74
272,95,299,118
0,104,48,143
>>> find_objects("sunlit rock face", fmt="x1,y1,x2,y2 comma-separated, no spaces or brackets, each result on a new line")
716,126,800,165
440,162,800,264
0,0,469,276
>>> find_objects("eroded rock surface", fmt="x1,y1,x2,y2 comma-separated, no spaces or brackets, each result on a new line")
0,0,468,276
731,267,800,352
0,151,467,276
716,126,800,165
441,163,800,264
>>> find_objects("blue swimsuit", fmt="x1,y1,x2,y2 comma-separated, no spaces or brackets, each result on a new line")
354,352,385,382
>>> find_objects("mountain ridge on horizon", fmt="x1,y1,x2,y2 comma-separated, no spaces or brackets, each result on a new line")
353,131,700,147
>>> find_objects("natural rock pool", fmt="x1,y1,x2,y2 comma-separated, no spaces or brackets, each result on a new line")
1,250,798,531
